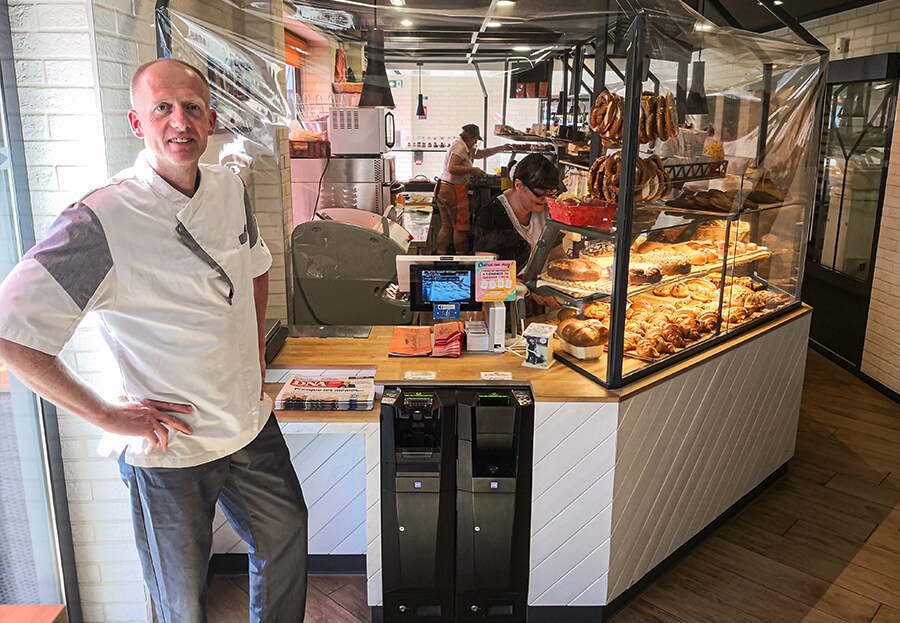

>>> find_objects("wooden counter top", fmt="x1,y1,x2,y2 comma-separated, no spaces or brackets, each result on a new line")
269,305,811,423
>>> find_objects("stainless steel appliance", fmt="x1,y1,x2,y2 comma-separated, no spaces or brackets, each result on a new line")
329,107,395,155
290,155,397,223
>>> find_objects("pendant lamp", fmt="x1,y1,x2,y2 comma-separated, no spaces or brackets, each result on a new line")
358,0,395,108
685,0,709,115
685,59,709,114
415,62,426,117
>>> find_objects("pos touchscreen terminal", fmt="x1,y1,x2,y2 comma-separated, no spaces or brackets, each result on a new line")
408,262,481,313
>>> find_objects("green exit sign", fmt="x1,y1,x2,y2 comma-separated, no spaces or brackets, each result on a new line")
389,79,403,89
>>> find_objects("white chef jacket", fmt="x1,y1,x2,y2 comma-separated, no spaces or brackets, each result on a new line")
0,150,273,468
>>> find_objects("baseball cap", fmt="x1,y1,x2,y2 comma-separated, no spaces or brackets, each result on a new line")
462,124,482,140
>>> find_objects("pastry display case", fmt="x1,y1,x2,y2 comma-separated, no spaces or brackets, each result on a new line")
518,2,827,389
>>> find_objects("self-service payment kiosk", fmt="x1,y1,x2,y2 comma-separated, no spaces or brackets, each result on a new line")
380,386,534,622
456,389,534,621
380,388,457,621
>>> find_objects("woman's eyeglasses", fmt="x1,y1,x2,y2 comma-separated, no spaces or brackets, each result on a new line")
524,184,555,199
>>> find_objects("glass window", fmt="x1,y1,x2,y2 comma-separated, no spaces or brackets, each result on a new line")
0,51,65,605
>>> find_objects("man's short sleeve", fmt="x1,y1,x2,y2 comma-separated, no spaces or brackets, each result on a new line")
242,186,272,278
0,203,115,355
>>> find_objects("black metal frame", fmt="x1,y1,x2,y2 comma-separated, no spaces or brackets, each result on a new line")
517,0,826,389
804,53,899,368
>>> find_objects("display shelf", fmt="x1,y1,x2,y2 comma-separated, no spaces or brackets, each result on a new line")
665,159,728,183
534,248,772,300
494,132,553,143
393,147,446,152
559,156,592,170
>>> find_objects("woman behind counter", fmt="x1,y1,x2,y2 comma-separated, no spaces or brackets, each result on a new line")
472,153,564,308
436,123,511,254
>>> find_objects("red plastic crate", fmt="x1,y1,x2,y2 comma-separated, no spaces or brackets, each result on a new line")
548,197,617,229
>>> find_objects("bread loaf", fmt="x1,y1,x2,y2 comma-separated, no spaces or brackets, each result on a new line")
547,258,601,282
558,318,609,347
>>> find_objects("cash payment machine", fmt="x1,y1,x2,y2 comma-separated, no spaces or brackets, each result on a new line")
380,386,534,622
456,388,534,621
380,388,457,621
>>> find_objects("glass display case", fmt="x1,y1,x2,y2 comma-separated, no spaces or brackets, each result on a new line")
518,2,827,389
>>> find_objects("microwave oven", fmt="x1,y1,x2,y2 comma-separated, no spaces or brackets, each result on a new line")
329,107,395,156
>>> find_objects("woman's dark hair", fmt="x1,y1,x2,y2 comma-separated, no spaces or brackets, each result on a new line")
512,153,559,191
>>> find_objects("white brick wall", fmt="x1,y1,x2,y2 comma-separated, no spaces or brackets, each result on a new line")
389,67,541,181
9,0,292,620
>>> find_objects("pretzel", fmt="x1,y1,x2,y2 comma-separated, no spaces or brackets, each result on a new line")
656,95,667,140
603,93,619,135
603,151,621,202
665,92,678,138
642,94,657,142
588,155,608,198
591,90,616,134
609,96,625,141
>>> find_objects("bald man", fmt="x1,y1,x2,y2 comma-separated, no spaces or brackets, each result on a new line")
0,59,308,622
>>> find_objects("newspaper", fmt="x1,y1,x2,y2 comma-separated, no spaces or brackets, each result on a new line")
275,373,375,411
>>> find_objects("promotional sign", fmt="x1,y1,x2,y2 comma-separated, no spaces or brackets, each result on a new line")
475,260,517,302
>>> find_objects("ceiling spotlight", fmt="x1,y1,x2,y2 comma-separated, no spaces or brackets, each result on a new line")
512,45,531,52
486,21,501,28
400,19,412,26
389,0,405,5
497,0,515,5
774,0,783,4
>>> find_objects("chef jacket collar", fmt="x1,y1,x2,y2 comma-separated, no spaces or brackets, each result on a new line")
133,149,203,207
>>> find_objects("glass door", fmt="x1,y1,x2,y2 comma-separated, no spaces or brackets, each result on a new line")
804,55,899,367
0,1,80,615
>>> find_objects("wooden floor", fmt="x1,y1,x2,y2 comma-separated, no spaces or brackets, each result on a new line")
208,349,900,622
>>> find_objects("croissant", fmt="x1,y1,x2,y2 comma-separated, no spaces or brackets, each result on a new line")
661,323,685,348
697,310,719,332
679,318,702,341
635,340,660,359
623,331,641,351
671,308,698,323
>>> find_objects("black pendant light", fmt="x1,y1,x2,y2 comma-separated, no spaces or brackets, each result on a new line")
415,62,426,117
685,0,709,115
358,0,395,108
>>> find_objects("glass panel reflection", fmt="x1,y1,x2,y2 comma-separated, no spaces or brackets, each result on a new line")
814,79,892,281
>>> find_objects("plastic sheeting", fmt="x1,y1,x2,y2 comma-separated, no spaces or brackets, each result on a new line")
154,0,826,205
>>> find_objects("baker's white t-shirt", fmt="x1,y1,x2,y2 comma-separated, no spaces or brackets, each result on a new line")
0,150,273,468
440,139,475,185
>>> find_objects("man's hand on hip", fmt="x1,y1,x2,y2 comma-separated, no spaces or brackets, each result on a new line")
101,400,194,455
